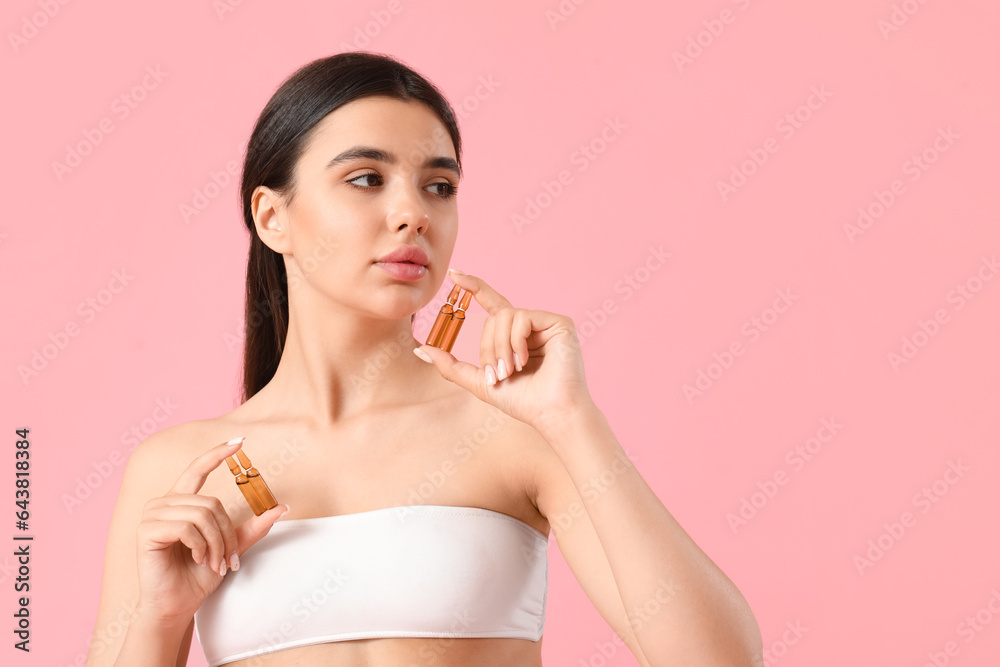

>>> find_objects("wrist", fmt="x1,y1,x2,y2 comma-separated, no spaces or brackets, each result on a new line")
114,600,192,667
531,397,603,444
132,599,194,635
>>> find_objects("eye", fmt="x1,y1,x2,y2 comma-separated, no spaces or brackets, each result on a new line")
426,181,459,199
346,172,383,189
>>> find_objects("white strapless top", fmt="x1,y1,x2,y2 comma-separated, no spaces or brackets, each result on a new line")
193,504,549,666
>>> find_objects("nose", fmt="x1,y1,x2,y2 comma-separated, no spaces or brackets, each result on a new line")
386,182,430,235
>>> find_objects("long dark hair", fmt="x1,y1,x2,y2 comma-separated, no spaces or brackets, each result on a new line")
238,51,462,403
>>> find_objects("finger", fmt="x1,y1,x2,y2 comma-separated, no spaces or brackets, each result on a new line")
491,308,517,382
446,270,513,317
137,518,210,568
234,503,290,557
145,503,229,574
150,495,240,574
167,436,245,498
515,309,568,355
480,311,498,385
412,343,489,398
510,310,533,373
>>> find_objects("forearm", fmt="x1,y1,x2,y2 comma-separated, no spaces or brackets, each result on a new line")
112,605,190,667
539,402,763,666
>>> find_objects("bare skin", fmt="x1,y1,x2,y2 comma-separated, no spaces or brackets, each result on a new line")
89,97,555,666
89,94,758,667
182,375,552,666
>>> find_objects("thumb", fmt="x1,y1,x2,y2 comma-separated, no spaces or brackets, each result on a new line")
235,504,290,556
412,344,484,396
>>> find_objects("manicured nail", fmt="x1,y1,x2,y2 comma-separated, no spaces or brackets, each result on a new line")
447,268,465,275
513,353,522,372
413,347,432,363
219,560,227,576
278,506,290,520
229,552,240,571
485,365,496,385
226,436,244,447
497,359,508,381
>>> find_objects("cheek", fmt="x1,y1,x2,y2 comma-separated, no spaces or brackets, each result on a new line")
442,218,460,247
433,206,458,234
284,200,346,274
297,195,367,250
432,224,459,271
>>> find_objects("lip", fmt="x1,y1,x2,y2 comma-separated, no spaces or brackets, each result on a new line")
375,261,427,281
376,245,429,266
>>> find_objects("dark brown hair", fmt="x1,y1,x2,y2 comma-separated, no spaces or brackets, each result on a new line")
238,51,462,403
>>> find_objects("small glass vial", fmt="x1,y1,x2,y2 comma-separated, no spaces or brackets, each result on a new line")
439,290,473,353
226,449,278,516
426,284,462,348
236,450,278,513
226,455,265,515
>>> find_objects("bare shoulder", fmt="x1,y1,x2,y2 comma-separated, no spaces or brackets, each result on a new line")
85,417,227,667
122,419,223,494
102,420,226,559
115,412,255,533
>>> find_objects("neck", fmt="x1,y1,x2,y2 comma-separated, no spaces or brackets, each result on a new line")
249,299,442,429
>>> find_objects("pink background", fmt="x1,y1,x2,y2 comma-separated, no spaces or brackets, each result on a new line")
3,1,999,665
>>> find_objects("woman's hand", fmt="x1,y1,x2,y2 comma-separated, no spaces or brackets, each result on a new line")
413,270,595,436
132,437,289,625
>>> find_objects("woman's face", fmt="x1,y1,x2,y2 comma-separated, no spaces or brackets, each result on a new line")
256,95,460,321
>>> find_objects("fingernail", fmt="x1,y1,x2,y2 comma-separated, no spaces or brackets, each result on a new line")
485,365,496,385
226,436,244,447
514,353,522,372
497,359,508,381
413,347,432,363
229,552,240,571
219,560,227,576
278,506,290,520
447,268,465,275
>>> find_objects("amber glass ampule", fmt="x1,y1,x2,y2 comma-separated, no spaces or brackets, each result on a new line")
440,291,473,353
235,450,278,513
226,455,267,515
426,284,462,348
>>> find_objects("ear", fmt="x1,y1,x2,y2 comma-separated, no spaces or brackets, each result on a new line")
251,186,291,254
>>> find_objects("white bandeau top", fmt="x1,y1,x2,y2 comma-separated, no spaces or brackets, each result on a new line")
193,504,549,666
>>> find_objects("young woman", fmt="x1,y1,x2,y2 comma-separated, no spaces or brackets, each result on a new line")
86,51,762,667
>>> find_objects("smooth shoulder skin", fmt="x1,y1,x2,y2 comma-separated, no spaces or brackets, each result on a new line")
85,421,208,667
87,401,652,666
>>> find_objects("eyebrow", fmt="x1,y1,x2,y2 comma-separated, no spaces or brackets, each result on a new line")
325,145,462,178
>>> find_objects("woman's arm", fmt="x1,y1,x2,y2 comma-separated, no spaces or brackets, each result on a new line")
111,604,192,667
533,401,763,667
412,271,763,664
85,426,196,667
